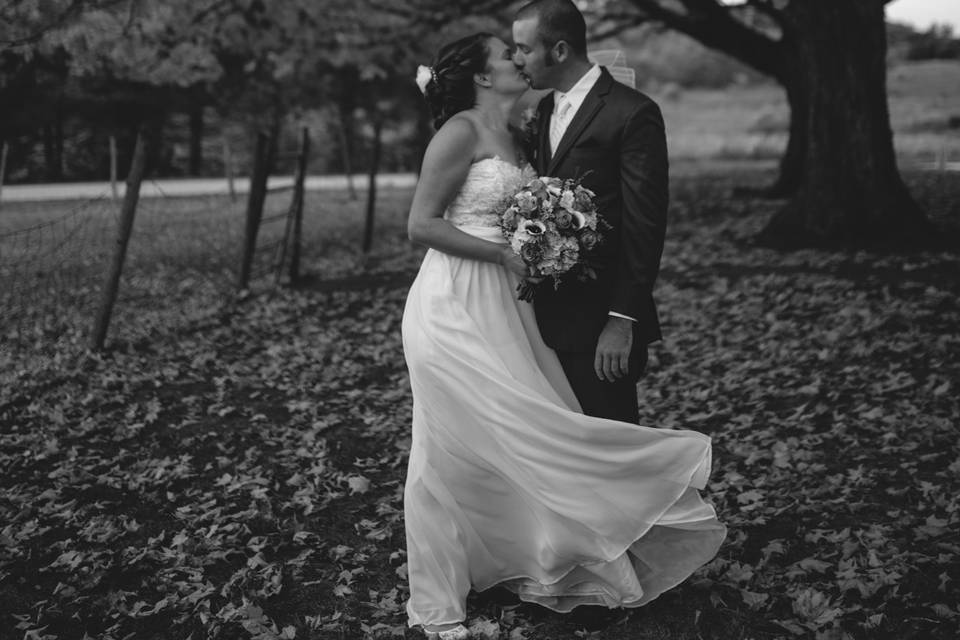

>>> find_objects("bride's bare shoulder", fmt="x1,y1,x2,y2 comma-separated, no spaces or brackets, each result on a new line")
423,115,479,170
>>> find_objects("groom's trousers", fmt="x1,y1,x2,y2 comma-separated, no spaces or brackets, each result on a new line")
556,346,648,424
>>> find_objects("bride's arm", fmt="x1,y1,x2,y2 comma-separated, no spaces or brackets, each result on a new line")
407,118,526,275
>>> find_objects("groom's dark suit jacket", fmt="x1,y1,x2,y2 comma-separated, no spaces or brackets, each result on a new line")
530,67,668,354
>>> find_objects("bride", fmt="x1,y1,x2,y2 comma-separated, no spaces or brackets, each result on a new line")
402,32,726,639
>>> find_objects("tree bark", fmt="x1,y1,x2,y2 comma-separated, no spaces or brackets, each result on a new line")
767,60,805,198
42,108,65,181
43,122,57,179
362,117,383,254
337,104,357,200
189,101,204,175
54,106,64,179
43,104,63,182
759,1,932,248
736,66,805,199
144,111,167,176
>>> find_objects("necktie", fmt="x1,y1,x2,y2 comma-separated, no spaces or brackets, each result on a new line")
550,97,571,156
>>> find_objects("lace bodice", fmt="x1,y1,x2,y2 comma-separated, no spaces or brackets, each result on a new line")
445,157,535,228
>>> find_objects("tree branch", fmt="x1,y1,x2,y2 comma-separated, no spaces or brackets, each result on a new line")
0,0,91,47
589,16,646,42
743,0,785,24
190,0,237,26
624,0,788,79
366,0,514,30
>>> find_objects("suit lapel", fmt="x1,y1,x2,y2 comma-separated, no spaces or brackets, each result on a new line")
546,68,614,177
536,94,554,175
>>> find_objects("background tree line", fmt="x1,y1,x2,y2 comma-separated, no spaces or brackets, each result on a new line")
2,0,956,249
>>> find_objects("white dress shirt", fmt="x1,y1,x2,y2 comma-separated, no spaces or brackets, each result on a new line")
550,65,637,324
549,64,601,155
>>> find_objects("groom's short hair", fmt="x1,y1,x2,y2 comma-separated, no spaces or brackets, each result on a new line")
515,0,587,57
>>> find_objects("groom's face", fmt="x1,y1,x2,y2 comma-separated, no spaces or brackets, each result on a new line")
512,16,557,90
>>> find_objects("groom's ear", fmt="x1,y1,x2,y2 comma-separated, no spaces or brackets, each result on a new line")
553,40,570,64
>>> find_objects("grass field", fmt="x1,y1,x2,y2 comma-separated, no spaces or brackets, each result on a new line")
0,188,410,361
659,60,960,164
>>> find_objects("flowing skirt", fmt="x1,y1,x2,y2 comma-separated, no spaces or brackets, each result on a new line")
401,225,726,628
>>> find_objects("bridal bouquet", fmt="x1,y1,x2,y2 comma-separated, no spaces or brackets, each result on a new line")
498,176,606,301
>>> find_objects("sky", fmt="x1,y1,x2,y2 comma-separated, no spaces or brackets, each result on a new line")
886,0,960,31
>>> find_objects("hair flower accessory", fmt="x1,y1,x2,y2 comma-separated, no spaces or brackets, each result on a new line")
415,65,436,95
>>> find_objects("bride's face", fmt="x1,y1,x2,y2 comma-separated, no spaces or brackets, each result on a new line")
482,37,529,96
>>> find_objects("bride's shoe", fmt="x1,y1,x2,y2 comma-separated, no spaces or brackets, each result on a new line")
423,623,469,639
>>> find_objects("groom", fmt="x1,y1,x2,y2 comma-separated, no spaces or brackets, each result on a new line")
512,0,668,424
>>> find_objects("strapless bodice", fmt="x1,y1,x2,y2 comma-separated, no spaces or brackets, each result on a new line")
445,157,535,229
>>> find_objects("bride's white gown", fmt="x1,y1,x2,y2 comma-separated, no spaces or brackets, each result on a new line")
401,157,726,628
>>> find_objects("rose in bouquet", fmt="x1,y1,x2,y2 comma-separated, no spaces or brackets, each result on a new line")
499,175,607,301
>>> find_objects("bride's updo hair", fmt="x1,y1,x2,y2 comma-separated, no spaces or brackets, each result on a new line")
423,32,493,130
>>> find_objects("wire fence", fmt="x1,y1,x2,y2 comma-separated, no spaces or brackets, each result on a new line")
0,124,430,375
1,137,309,367
1,195,114,349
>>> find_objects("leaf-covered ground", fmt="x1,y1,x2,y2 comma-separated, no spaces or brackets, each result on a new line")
1,169,958,640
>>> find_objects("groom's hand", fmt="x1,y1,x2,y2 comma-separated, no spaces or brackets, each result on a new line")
595,316,634,381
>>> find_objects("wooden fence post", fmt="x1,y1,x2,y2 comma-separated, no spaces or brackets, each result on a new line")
238,132,272,290
288,127,310,283
361,117,383,254
223,135,236,201
109,135,119,199
0,141,8,211
91,131,148,350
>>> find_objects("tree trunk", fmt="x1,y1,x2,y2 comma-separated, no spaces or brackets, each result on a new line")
767,67,805,197
189,101,204,175
737,71,805,199
362,117,383,254
338,103,357,200
43,123,57,180
54,107,65,180
337,67,360,200
759,1,932,248
141,112,167,177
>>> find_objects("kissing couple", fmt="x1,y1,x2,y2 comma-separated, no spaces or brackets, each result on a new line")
400,1,727,637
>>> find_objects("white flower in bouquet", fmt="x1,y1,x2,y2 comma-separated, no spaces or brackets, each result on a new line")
515,192,538,216
522,220,547,236
510,224,542,255
570,211,587,230
582,210,598,230
501,205,521,231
